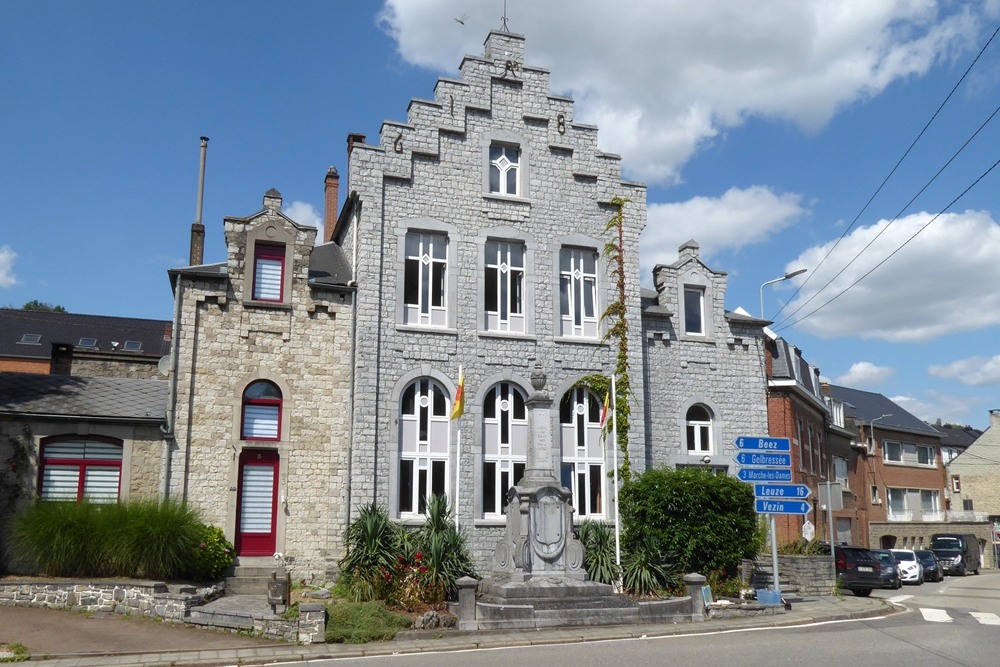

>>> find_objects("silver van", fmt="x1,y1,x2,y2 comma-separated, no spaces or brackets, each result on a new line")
929,533,980,576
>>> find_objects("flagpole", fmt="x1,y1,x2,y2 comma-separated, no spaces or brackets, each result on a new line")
454,365,463,531
611,373,622,592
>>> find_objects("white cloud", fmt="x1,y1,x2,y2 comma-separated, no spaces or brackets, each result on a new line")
834,361,894,387
379,0,982,184
890,390,981,426
783,210,1000,341
929,355,1000,386
0,246,17,288
641,186,806,277
282,201,323,242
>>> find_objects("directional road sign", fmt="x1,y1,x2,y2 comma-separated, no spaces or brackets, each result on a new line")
734,436,791,452
734,452,792,468
755,499,812,515
737,468,793,482
753,483,811,499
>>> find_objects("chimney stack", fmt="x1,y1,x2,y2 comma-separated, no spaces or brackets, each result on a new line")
189,136,209,266
323,167,339,243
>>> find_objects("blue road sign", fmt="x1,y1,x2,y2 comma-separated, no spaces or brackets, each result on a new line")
753,483,811,499
734,452,792,467
737,468,793,482
755,499,812,515
734,436,791,452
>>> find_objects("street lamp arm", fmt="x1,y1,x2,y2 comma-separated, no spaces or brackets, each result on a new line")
759,268,808,319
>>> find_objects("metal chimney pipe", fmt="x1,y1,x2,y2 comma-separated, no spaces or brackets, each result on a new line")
189,136,209,265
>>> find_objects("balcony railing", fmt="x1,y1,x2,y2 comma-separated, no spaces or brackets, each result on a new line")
945,510,990,522
886,510,946,522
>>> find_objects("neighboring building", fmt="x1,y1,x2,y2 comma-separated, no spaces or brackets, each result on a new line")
166,188,356,578
0,308,171,378
641,240,769,474
948,410,1000,567
335,30,647,566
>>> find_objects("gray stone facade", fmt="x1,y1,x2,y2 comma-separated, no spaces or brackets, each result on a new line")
169,190,355,579
339,31,647,568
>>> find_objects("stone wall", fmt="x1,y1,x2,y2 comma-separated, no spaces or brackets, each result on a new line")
869,521,995,568
745,554,836,597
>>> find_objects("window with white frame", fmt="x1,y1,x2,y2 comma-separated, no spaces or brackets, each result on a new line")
559,387,605,518
833,456,849,488
559,248,598,338
916,444,935,466
241,380,282,441
484,240,525,333
686,404,713,453
887,487,940,519
884,440,902,462
403,232,448,327
943,446,961,463
39,437,122,503
683,287,705,335
398,378,451,516
252,243,285,302
884,440,936,466
488,144,520,196
482,382,528,516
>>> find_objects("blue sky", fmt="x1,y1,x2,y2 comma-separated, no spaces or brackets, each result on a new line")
3,1,1000,429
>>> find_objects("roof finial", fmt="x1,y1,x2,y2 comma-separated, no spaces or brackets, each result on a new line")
501,0,510,32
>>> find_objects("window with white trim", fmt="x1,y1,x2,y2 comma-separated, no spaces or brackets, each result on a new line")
559,387,605,518
398,378,451,516
482,382,528,516
686,404,713,453
252,243,285,301
241,380,282,441
883,440,936,466
684,287,704,335
489,144,520,196
484,240,525,333
39,437,122,503
559,248,598,338
833,456,849,489
887,487,940,519
403,232,448,327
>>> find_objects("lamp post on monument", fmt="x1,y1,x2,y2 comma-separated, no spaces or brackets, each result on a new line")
759,268,807,319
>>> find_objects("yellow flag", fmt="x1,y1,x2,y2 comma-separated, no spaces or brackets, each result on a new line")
451,367,465,420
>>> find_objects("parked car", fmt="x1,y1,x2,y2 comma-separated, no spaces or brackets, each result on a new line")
888,548,923,584
834,545,882,597
915,549,944,582
871,549,903,589
930,533,980,576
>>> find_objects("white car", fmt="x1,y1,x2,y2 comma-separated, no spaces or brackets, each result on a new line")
889,548,924,584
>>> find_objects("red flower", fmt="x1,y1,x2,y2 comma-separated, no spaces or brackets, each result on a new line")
397,555,405,563
414,552,423,560
418,566,427,574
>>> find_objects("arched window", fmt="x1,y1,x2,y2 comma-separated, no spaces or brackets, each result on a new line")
39,436,122,503
398,378,450,515
686,404,713,453
241,380,282,441
559,387,605,518
482,382,528,516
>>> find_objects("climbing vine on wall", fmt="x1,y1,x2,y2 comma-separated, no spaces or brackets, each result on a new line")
1,421,35,512
579,195,633,481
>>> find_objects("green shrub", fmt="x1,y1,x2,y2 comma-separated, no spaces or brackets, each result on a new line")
339,503,404,602
8,501,104,576
620,467,763,576
778,537,828,555
577,520,619,585
705,569,743,598
325,601,412,643
411,496,476,600
103,499,203,579
621,532,677,596
186,524,236,581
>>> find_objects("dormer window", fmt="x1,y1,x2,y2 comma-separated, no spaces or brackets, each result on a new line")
122,340,142,352
18,334,41,345
684,287,704,336
252,243,285,302
78,337,98,348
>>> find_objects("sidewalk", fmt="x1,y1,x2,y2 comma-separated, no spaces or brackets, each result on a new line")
0,594,895,666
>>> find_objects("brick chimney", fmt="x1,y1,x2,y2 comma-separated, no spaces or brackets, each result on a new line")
323,167,339,243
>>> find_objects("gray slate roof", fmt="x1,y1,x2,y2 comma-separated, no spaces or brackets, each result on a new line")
826,384,941,439
0,309,171,360
0,372,167,422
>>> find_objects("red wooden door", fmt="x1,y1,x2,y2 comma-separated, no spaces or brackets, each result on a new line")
235,449,279,556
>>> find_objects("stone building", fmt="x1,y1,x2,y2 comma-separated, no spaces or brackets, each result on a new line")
641,240,770,473
166,188,355,578
333,30,647,566
948,410,1000,566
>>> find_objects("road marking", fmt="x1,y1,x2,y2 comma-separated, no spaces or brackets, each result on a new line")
888,595,913,603
920,608,953,623
971,612,1000,625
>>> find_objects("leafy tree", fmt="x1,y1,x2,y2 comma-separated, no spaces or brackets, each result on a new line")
20,300,66,313
620,467,763,576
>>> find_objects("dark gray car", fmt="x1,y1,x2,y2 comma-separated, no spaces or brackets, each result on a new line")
834,545,882,597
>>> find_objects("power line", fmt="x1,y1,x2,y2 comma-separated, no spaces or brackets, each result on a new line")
771,21,1000,325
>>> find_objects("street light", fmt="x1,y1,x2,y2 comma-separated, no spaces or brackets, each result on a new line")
868,413,893,452
759,268,808,319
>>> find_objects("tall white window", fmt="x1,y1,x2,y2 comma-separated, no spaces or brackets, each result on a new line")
403,233,448,327
489,144,520,196
484,241,525,333
252,244,285,302
398,378,451,516
887,487,940,520
559,387,605,518
684,287,704,335
559,248,598,338
686,404,713,453
482,382,528,516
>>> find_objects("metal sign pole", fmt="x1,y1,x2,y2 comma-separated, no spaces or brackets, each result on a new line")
770,513,780,597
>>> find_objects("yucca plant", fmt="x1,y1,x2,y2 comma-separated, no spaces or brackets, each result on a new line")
413,495,476,600
577,520,620,585
622,533,677,597
339,503,404,601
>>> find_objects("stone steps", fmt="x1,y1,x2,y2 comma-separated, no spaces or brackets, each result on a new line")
224,564,288,596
